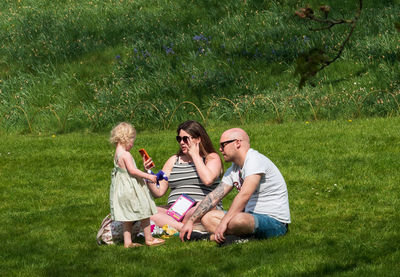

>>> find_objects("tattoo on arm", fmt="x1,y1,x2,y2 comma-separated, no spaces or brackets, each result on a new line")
190,183,226,222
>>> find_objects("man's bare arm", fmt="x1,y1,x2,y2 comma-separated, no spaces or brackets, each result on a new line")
188,182,232,223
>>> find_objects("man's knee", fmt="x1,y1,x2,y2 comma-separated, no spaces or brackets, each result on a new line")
201,210,224,231
227,213,254,234
201,210,218,224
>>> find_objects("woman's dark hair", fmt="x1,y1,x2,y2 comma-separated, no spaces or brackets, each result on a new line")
176,120,217,157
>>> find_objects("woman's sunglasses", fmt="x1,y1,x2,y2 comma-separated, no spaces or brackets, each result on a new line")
176,136,191,143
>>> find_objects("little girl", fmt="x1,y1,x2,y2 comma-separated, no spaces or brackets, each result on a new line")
109,122,165,248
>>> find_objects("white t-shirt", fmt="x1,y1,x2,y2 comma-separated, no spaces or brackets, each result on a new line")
221,148,291,223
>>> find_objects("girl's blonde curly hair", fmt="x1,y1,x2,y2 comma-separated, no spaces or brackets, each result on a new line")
110,122,136,146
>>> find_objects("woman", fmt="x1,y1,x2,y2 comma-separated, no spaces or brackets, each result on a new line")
144,120,223,231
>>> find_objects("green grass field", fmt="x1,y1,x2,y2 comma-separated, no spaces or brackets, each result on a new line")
1,118,399,276
1,0,399,275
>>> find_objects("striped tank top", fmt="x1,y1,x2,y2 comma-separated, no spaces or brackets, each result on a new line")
167,156,222,208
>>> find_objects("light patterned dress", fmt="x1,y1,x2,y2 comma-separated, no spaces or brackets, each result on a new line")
109,155,157,221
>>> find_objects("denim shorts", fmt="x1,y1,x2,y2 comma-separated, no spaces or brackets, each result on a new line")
250,212,288,239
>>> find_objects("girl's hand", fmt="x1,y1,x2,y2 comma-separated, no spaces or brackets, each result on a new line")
143,157,155,171
148,174,157,184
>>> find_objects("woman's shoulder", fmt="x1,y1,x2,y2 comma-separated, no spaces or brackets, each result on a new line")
166,154,178,162
163,154,179,168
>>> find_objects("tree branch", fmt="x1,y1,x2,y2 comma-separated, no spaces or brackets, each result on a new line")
294,0,363,88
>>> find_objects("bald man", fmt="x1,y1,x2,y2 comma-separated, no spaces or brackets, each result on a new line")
180,128,291,246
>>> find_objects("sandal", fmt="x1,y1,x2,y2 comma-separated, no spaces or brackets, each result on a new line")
124,243,143,248
145,238,165,247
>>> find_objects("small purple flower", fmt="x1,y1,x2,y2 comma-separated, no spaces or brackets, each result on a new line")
115,55,121,59
164,45,175,55
193,35,204,41
193,34,210,43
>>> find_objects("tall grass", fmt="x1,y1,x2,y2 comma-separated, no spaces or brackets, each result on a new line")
0,0,399,133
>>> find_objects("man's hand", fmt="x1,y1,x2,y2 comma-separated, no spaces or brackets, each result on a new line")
179,220,194,242
213,221,228,244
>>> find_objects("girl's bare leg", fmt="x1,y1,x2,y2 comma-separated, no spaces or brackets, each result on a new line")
123,221,133,247
141,218,153,242
142,217,165,246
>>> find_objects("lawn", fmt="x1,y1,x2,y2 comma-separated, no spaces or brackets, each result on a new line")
1,118,399,276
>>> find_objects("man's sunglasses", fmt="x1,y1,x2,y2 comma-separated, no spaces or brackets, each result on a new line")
219,139,238,151
176,136,191,143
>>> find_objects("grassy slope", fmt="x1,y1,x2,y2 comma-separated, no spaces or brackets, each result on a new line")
0,0,399,132
1,118,399,276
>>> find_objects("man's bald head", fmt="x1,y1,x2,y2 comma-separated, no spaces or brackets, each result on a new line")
221,128,250,147
222,128,249,142
219,128,250,164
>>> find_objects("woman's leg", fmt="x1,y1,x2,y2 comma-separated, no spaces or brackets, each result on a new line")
150,206,184,231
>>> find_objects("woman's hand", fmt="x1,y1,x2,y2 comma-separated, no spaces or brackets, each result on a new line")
187,138,201,159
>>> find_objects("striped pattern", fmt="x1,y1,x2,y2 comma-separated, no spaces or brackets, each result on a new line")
167,160,221,208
